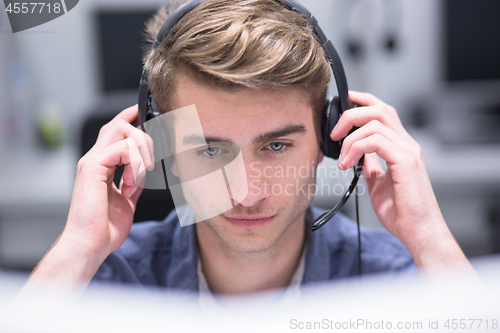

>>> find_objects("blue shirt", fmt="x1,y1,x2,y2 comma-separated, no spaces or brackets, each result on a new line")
92,206,415,292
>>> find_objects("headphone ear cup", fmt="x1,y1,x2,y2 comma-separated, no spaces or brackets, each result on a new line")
321,97,342,160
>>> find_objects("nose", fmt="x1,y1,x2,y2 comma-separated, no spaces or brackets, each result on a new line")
234,159,270,208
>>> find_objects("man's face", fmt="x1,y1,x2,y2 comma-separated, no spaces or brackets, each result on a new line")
171,74,322,253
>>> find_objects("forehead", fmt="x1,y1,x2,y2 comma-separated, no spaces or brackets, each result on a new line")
172,75,315,143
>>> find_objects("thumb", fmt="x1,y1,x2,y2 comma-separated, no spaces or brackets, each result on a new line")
119,177,144,208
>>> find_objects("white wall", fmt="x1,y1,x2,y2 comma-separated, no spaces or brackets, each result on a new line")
0,0,172,145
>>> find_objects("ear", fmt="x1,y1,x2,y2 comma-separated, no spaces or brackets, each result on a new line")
317,149,324,165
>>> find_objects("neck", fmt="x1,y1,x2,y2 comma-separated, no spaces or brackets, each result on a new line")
196,211,307,295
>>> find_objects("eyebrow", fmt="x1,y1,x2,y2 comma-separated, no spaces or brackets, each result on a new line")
252,124,307,144
182,134,220,146
182,124,307,146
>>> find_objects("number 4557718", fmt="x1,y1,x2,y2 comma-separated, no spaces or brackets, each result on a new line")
5,2,62,14
444,319,498,330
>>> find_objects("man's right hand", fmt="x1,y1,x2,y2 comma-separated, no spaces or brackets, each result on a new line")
21,105,155,293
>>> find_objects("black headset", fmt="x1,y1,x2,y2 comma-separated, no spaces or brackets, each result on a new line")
136,0,364,240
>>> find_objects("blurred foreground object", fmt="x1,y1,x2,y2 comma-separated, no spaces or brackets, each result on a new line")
2,256,500,333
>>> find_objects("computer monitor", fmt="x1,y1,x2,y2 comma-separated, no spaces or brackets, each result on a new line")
95,9,157,93
444,0,500,82
437,0,500,144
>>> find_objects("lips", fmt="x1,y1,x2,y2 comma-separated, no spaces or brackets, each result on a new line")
222,214,276,228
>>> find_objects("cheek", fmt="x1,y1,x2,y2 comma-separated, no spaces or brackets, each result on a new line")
266,157,318,199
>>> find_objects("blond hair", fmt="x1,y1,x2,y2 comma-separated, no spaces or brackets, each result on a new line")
143,0,331,138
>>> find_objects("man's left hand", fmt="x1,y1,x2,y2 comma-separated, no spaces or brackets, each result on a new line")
331,91,474,274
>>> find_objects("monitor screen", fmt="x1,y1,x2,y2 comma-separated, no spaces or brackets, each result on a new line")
445,0,500,82
96,10,156,92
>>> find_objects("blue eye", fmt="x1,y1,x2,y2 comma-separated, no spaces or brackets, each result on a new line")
204,146,220,157
269,142,285,151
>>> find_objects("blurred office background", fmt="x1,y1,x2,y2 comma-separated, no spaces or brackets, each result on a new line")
0,0,499,273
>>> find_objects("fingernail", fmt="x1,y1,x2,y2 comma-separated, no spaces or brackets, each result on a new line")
331,124,338,138
129,185,138,198
338,153,343,169
342,158,348,169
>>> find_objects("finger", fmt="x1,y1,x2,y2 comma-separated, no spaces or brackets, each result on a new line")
348,91,386,106
348,91,422,147
91,105,140,150
90,119,155,170
119,176,144,205
93,139,147,198
128,127,155,171
128,184,144,205
331,104,403,142
115,104,140,124
122,138,147,190
93,116,153,152
339,133,405,170
340,120,412,164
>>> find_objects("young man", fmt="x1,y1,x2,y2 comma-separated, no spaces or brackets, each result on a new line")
23,0,473,296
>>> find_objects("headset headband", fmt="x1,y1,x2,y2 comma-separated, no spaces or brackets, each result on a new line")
137,0,351,127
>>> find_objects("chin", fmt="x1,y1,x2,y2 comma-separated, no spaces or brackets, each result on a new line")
220,234,280,254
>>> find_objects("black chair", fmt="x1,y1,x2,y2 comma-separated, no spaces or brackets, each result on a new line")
80,96,176,222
